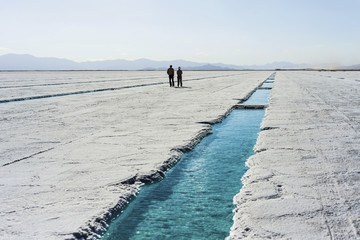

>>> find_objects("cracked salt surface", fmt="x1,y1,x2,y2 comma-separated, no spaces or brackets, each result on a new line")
0,70,271,239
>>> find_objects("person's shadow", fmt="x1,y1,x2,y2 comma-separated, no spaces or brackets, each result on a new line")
175,86,192,89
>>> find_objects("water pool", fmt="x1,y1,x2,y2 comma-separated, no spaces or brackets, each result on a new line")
243,89,270,104
260,82,273,88
100,78,273,239
101,109,265,240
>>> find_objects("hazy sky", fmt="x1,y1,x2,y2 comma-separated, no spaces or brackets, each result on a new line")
1,0,359,66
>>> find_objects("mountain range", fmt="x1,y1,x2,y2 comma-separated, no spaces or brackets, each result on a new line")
0,54,358,70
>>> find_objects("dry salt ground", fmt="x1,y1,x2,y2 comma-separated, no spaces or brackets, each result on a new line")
229,71,360,239
0,70,359,239
0,71,269,239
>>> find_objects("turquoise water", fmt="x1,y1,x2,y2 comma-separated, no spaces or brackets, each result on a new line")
100,83,271,240
101,109,265,240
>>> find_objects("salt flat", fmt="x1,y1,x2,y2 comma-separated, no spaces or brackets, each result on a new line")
2,70,359,240
0,71,271,239
229,71,360,239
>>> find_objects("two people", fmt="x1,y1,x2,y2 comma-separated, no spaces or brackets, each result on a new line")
167,65,183,87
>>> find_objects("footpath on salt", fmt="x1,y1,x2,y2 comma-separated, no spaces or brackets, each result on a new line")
0,71,271,239
229,71,360,239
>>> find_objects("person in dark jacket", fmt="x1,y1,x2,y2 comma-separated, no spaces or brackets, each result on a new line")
177,67,183,87
167,65,174,87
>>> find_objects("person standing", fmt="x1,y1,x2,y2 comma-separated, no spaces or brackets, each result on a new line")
177,66,183,87
167,65,174,87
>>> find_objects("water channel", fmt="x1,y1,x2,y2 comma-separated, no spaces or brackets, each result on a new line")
100,78,273,240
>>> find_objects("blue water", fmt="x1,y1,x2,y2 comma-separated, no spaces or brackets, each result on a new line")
100,83,272,240
101,109,265,240
260,82,273,88
244,89,270,104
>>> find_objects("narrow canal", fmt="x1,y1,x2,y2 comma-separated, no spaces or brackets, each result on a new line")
101,76,273,240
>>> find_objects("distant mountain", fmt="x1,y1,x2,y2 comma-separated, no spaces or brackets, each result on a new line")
243,61,311,70
182,64,236,71
1,53,356,70
345,64,360,70
0,54,78,70
0,54,221,70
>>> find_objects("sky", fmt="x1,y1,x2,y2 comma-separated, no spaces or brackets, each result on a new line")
1,0,360,66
